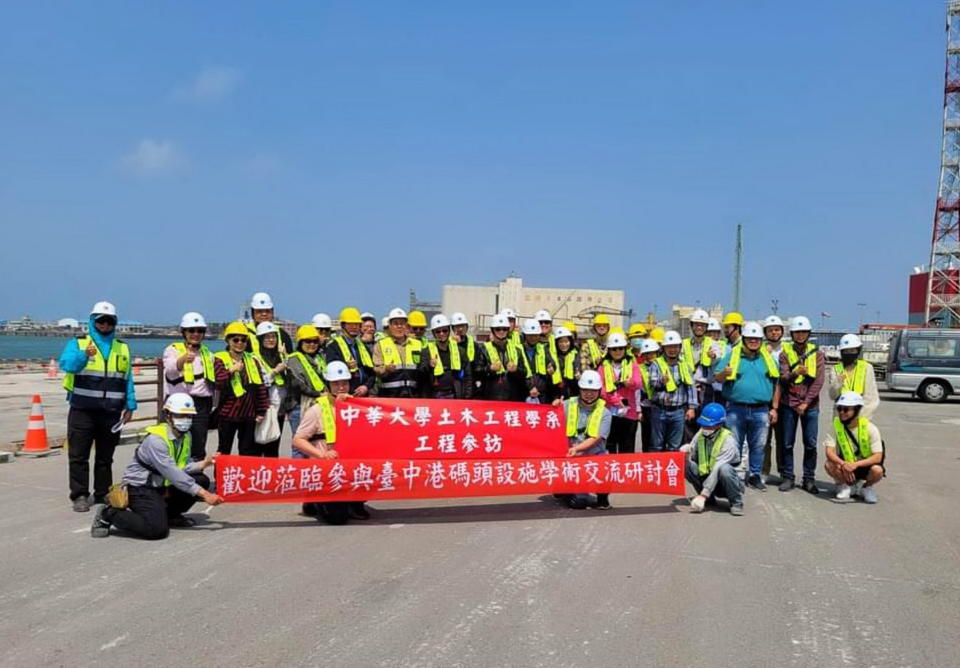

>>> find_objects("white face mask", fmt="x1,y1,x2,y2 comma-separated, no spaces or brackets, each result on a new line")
701,427,718,436
172,417,193,433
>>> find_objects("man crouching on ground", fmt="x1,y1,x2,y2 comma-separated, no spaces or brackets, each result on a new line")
680,402,744,516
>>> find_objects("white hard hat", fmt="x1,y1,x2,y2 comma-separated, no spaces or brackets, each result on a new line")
491,313,510,329
690,309,710,324
521,318,542,336
163,392,197,415
250,292,274,309
742,321,764,339
640,338,660,354
839,333,863,350
387,307,407,321
500,308,517,319
554,326,572,339
706,318,721,331
360,311,375,321
256,321,279,336
790,316,812,332
578,370,603,390
90,301,117,318
179,312,207,329
606,332,628,348
323,360,351,382
381,316,390,329
535,309,552,322
763,315,784,329
835,391,865,408
450,312,468,326
663,330,682,346
312,313,333,329
430,314,451,331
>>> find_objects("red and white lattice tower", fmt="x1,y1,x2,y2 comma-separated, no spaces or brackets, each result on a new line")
927,1,960,328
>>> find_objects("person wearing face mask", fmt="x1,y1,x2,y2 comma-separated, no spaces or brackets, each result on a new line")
597,332,643,454
778,316,825,494
761,315,787,481
560,370,613,510
90,393,224,539
823,392,885,503
679,402,744,516
421,314,473,399
648,331,698,452
554,326,581,399
828,334,880,419
481,313,530,402
59,301,137,512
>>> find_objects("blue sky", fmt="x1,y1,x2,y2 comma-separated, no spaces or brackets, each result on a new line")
0,1,944,330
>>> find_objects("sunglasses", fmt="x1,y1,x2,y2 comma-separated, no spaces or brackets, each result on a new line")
492,327,509,332
228,336,247,344
184,328,206,334
608,346,626,351
95,318,116,325
301,339,320,345
837,406,856,412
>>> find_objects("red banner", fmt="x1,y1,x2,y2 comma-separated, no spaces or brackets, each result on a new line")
215,453,685,503
332,398,567,459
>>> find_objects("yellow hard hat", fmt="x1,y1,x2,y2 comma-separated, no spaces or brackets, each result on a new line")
651,327,665,343
592,313,611,326
338,307,362,324
223,321,249,339
610,326,625,336
562,320,577,333
722,312,745,327
408,310,428,328
628,323,648,338
296,324,321,341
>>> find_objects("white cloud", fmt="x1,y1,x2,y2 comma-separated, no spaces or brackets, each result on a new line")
173,66,242,102
120,139,185,174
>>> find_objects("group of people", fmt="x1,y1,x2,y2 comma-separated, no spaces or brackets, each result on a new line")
57,294,886,538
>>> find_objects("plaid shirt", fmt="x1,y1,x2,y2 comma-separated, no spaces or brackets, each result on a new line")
649,358,698,409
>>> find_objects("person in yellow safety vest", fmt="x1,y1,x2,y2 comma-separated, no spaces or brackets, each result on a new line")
682,309,722,441
777,315,825,494
310,313,334,350
597,332,643,454
163,312,230,461
558,370,614,509
481,313,530,402
373,308,427,398
562,320,579,345
450,312,482,395
535,309,561,366
214,322,269,456
827,334,880,419
252,321,287,458
326,307,375,397
648,330,698,452
553,326,581,399
59,301,137,512
721,312,744,348
756,314,788,483
407,310,429,348
705,317,727,403
635,338,661,452
520,318,559,403
627,322,648,358
581,313,611,370
90,393,224,539
679,402,745,516
823,392,885,503
422,314,473,399
284,324,327,434
247,292,294,358
292,361,359,523
359,312,380,356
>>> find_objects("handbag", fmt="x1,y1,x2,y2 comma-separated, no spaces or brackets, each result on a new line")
106,445,163,509
255,404,281,444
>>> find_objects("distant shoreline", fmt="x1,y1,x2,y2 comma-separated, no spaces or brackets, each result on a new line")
0,331,178,339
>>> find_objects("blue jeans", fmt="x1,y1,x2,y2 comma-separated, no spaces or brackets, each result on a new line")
651,406,685,451
287,404,302,438
725,404,769,477
779,406,819,480
684,457,743,507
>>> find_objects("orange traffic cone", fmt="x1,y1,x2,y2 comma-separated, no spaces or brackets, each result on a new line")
46,358,59,380
18,394,53,457
133,357,141,376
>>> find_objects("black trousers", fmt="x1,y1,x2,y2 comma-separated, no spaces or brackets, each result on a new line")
103,472,210,540
189,396,214,460
67,407,122,501
218,419,256,455
607,416,638,454
639,410,654,453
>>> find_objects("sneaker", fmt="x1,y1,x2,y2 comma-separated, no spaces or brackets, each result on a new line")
729,503,745,516
861,486,878,504
348,502,371,520
834,484,851,500
801,478,819,495
90,505,110,538
778,477,795,492
851,481,865,498
747,474,766,491
72,497,90,513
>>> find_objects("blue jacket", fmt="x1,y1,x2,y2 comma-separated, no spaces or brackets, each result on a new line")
59,316,137,411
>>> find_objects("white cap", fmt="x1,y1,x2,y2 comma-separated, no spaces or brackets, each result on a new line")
91,301,117,318
707,317,721,331
606,332,628,348
763,315,784,329
450,312,468,326
742,321,764,339
554,326,572,339
491,313,510,329
790,315,812,332
163,392,197,415
835,391,865,407
663,330,682,346
256,321,279,336
381,316,390,329
324,360,351,382
640,338,660,354
250,292,274,309
578,370,602,390
311,313,332,329
179,312,207,329
521,318,542,335
360,312,375,321
690,309,710,324
839,333,863,350
500,308,517,319
535,309,552,322
387,307,407,321
430,314,451,331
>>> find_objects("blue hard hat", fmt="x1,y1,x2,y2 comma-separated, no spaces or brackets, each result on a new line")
697,402,726,427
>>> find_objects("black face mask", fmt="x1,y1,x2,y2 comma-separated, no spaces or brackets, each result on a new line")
841,351,859,365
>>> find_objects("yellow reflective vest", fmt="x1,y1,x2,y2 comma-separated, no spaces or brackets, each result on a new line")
726,344,779,381
144,423,191,487
426,340,462,376
315,395,338,444
783,342,817,384
682,336,714,372
170,342,216,384
833,417,873,463
213,351,263,397
654,357,694,393
565,398,607,439
697,428,732,476
63,336,130,411
835,360,870,395
600,358,635,393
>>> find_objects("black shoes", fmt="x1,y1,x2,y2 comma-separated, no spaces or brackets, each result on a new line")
168,515,197,528
592,494,612,510
801,478,819,495
90,505,110,538
778,477,795,492
747,474,766,491
348,502,371,520
72,497,90,513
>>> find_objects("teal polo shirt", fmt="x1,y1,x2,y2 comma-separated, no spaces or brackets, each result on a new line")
714,348,776,404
